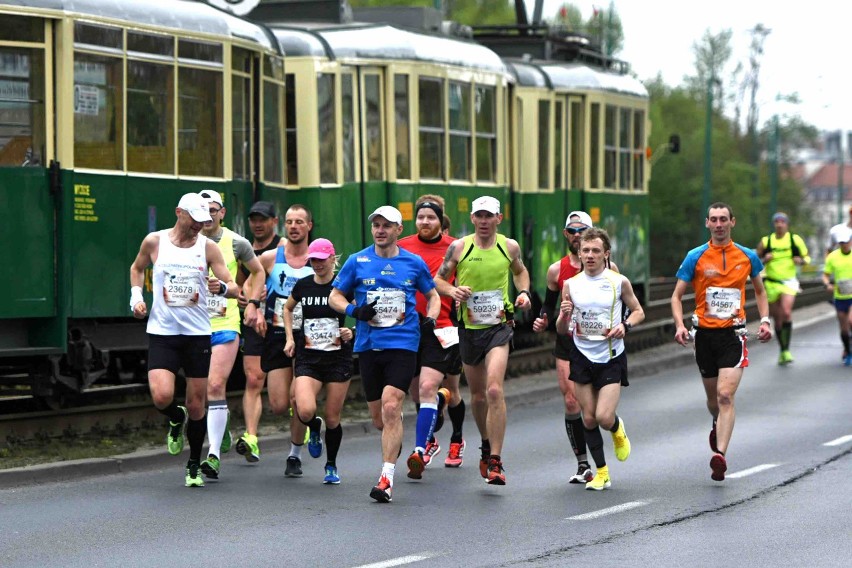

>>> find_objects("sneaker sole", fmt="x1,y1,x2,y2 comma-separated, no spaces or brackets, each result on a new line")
324,479,341,485
369,488,392,503
444,459,463,468
308,438,323,459
710,454,727,481
200,462,219,480
486,475,506,486
406,455,425,479
569,473,594,484
285,470,303,478
585,481,611,491
185,479,204,488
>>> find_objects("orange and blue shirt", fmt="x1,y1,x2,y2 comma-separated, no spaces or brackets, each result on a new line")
675,240,763,329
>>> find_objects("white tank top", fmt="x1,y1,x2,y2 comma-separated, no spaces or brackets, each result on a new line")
148,230,211,336
568,268,625,363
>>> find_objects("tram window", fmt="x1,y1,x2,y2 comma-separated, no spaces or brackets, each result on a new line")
178,68,223,177
127,60,174,174
449,81,470,181
342,73,355,183
633,110,645,190
74,23,121,50
554,100,563,189
285,73,298,185
317,73,337,184
0,15,44,43
538,100,550,190
262,80,284,183
364,74,383,181
619,107,631,190
127,32,173,57
474,85,495,182
589,103,600,188
603,104,616,188
569,100,584,189
419,77,444,180
0,48,45,167
232,74,252,180
74,53,123,170
233,47,252,73
179,40,222,65
394,74,410,179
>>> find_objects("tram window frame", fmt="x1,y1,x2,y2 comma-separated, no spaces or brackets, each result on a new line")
418,76,444,181
474,84,496,183
261,54,286,184
73,51,124,170
363,72,384,182
341,71,355,183
0,45,46,167
448,80,471,182
394,74,411,180
232,47,254,181
569,100,584,190
554,99,564,190
589,103,600,189
177,66,223,177
538,99,551,191
317,72,337,184
285,73,298,186
603,104,617,189
0,15,44,43
633,109,645,190
618,107,631,190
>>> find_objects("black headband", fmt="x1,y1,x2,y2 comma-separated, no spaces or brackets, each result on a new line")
415,201,444,221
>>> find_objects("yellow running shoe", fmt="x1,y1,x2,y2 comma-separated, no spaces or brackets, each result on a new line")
235,433,260,463
612,419,631,462
585,469,611,491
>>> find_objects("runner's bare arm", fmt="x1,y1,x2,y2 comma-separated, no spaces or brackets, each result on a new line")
507,239,531,310
671,279,691,345
751,274,773,342
435,240,470,301
129,233,158,318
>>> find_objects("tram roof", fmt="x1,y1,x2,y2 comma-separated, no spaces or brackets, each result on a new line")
267,22,507,74
507,59,647,97
1,0,276,49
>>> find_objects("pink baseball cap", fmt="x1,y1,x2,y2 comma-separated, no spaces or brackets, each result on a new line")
306,238,335,260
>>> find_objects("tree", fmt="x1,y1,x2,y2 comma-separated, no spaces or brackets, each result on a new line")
350,0,515,26
553,3,584,31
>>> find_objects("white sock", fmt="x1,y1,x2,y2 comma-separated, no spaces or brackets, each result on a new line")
381,462,395,485
206,401,228,459
289,443,303,459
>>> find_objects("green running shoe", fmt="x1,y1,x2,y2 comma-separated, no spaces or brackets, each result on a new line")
200,454,220,479
167,405,188,456
220,412,232,454
185,460,204,487
235,433,260,463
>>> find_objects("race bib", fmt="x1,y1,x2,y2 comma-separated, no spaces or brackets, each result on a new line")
292,302,303,330
433,326,459,348
303,318,341,351
366,290,406,328
467,289,504,325
838,279,852,295
163,270,199,307
207,295,227,318
705,286,741,320
272,297,288,328
575,308,610,341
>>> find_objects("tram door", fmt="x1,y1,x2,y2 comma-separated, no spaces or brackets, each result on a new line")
352,66,386,244
0,15,56,325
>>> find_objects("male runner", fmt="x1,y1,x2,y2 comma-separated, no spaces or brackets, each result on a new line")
822,228,852,365
434,196,531,485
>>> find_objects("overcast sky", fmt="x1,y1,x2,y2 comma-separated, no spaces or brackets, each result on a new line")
534,0,848,132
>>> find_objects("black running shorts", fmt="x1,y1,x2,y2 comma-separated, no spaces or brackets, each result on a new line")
358,349,417,402
241,321,265,357
568,349,628,389
459,323,514,366
147,334,211,378
416,327,462,376
694,327,748,378
260,328,296,373
553,332,577,361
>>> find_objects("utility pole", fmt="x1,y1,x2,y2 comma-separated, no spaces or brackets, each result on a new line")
702,76,717,240
838,130,845,225
768,115,779,226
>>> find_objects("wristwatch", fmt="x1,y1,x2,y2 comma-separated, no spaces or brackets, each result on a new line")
248,299,261,308
622,321,632,333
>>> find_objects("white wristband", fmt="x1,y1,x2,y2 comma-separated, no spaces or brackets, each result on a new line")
760,316,771,325
130,286,144,310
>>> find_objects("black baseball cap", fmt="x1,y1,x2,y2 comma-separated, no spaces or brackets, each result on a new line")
248,201,276,218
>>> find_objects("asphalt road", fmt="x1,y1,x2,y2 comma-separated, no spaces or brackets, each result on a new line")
1,315,850,568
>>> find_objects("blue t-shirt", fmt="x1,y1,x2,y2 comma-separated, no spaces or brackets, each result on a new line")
333,245,435,352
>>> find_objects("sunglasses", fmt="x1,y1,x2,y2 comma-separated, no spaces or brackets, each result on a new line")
565,226,588,235
208,207,221,215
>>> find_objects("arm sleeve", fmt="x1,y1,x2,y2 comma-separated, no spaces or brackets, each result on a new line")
541,287,559,320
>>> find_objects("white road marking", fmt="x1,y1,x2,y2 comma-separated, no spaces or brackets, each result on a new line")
823,434,852,447
566,500,651,521
353,554,432,568
726,463,779,479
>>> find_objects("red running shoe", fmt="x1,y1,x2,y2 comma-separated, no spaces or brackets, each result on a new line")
710,453,727,481
406,451,425,480
370,475,393,503
423,438,441,467
445,440,465,467
486,457,506,485
709,422,719,454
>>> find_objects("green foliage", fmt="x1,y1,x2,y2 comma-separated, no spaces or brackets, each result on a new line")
548,2,624,55
350,0,515,26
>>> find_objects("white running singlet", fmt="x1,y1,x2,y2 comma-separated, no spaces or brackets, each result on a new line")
148,230,211,336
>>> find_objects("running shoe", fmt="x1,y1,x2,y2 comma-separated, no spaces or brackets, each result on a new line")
710,453,727,481
844,354,852,367
569,462,594,484
220,413,232,454
308,417,324,459
445,439,465,468
167,405,188,456
778,350,794,365
709,422,719,454
370,475,392,503
200,454,220,479
235,433,260,463
479,446,490,478
585,470,611,491
185,460,204,488
612,419,631,462
407,450,426,480
323,465,341,485
285,456,303,477
486,457,506,485
423,438,441,467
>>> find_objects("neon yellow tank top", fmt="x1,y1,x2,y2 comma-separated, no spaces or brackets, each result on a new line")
208,228,240,333
455,233,512,329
